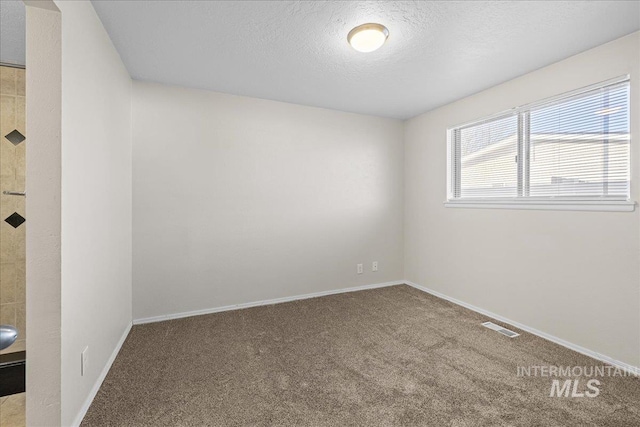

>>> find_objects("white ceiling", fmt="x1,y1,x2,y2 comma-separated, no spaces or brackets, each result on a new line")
90,0,640,119
0,0,25,66
2,2,639,118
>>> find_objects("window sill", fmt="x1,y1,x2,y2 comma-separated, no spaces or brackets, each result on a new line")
444,199,636,212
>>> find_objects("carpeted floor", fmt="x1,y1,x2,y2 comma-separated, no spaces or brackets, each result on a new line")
82,285,640,426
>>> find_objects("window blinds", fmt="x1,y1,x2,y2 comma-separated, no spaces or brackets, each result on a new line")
450,78,630,201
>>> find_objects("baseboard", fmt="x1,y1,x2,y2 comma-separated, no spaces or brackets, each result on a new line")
70,280,637,426
133,280,405,325
72,321,133,427
405,280,639,376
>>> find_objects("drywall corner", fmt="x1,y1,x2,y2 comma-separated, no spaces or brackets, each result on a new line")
53,0,133,425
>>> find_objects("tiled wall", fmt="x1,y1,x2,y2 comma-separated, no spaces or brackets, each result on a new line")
0,65,26,355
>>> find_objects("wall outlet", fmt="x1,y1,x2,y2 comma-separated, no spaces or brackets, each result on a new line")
372,261,378,272
81,346,88,376
357,264,363,274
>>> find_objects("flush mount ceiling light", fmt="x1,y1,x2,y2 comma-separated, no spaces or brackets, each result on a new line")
347,23,389,53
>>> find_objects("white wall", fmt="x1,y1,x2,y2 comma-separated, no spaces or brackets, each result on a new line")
54,0,132,425
404,32,640,367
132,82,404,321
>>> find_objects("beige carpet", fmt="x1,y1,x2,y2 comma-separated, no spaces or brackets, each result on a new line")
82,285,640,426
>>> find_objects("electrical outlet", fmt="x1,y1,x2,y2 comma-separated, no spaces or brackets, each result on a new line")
357,264,363,274
372,261,378,272
81,346,88,376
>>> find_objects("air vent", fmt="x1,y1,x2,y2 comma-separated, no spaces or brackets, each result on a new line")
482,321,520,338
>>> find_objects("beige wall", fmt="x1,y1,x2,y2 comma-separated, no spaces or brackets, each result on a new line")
53,0,133,425
404,32,640,367
132,82,404,321
24,2,132,424
0,66,26,355
25,2,62,425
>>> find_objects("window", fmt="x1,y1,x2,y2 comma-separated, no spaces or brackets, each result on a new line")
447,77,633,211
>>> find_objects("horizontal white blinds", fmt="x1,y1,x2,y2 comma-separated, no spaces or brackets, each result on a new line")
451,78,630,200
528,81,629,198
457,114,518,198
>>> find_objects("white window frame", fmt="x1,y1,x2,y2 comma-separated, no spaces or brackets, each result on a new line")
445,76,635,212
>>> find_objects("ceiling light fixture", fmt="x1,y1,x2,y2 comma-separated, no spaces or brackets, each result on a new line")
347,23,389,53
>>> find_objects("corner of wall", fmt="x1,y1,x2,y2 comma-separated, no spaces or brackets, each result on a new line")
24,1,62,425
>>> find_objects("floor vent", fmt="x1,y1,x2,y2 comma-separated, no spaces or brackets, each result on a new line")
482,321,520,338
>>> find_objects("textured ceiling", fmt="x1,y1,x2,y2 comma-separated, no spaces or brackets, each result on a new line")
0,0,25,66
2,2,639,118
91,0,640,119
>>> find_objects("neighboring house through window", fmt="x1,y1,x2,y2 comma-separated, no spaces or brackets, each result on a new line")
446,77,632,211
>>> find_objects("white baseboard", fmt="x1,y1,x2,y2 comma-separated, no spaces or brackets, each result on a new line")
70,279,637,427
133,280,405,325
405,280,639,376
72,321,133,427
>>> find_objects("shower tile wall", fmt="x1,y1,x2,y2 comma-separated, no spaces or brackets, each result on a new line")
0,66,26,355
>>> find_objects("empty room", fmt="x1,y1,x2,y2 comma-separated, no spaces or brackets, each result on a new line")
0,0,639,426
